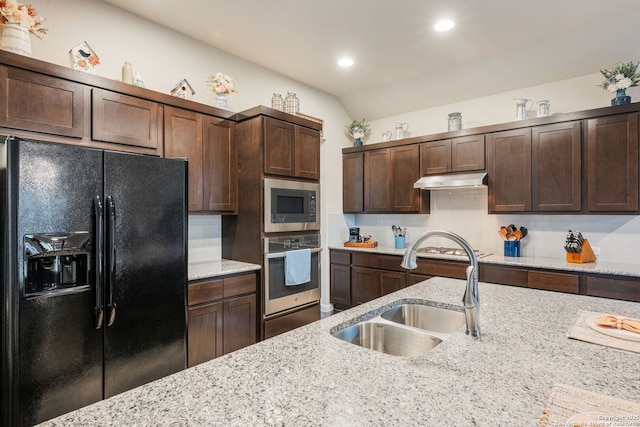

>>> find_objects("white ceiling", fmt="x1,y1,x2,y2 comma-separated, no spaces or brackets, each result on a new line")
104,0,640,120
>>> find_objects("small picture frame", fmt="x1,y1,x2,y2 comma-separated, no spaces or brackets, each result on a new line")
69,41,100,74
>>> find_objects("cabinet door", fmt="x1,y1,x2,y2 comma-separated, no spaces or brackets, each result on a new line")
380,271,405,295
203,117,238,213
421,139,451,175
295,126,320,179
223,294,257,354
264,117,295,177
164,107,203,211
343,152,364,213
92,89,161,154
487,129,532,212
587,113,639,212
390,144,422,211
451,135,485,172
351,267,381,305
364,148,391,211
330,263,351,308
0,65,87,138
532,121,581,211
188,302,223,367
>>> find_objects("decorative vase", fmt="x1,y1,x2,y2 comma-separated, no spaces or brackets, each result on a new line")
216,93,228,109
353,137,363,147
0,23,32,57
271,93,284,111
284,92,299,115
611,88,631,106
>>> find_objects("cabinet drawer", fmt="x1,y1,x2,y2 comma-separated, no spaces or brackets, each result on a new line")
330,250,351,265
586,276,640,302
223,273,257,298
528,271,579,294
413,259,467,279
480,265,528,287
351,252,404,271
188,280,223,306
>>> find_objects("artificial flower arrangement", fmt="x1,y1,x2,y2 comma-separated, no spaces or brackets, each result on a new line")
0,0,47,38
600,61,640,93
206,72,237,95
345,118,371,141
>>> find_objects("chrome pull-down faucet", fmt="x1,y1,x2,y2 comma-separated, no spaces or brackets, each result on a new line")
400,230,481,337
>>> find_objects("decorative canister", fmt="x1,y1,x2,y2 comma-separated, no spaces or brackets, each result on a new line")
122,62,133,84
271,93,284,111
448,112,462,131
0,23,32,57
284,92,299,115
536,100,550,117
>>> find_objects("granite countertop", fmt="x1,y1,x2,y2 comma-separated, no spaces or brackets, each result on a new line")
330,244,640,277
39,277,640,426
188,259,261,281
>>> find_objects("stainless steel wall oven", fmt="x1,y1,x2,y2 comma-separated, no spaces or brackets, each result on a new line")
263,234,321,316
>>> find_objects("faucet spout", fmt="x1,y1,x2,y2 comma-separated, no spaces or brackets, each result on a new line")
400,230,481,337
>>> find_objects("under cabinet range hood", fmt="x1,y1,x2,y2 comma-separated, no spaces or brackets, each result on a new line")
413,172,488,190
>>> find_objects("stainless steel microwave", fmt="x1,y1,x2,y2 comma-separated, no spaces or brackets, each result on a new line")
264,178,319,233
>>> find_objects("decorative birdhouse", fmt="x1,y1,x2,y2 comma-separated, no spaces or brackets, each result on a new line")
68,41,100,74
171,79,195,100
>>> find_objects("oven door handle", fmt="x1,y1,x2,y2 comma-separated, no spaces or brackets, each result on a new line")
264,247,322,259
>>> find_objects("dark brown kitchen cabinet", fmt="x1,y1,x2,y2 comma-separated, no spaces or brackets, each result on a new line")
0,65,88,138
586,275,640,303
487,128,532,212
164,106,237,213
263,117,320,180
531,121,582,211
363,144,424,213
343,152,364,213
92,88,162,155
187,272,257,367
330,250,351,309
479,264,578,294
351,267,406,306
420,135,485,175
586,113,639,212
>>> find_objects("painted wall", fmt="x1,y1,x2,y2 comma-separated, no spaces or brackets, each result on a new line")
23,1,640,313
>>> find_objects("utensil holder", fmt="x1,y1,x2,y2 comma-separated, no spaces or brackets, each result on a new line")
566,238,597,263
504,240,520,257
395,236,406,249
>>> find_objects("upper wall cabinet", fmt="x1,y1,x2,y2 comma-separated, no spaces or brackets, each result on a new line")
0,65,87,138
586,113,639,212
263,117,320,180
420,135,485,175
164,106,237,214
343,152,364,213
92,89,162,155
488,121,582,213
487,128,532,212
362,144,427,213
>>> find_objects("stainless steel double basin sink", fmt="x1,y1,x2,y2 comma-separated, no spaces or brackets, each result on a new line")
331,303,465,357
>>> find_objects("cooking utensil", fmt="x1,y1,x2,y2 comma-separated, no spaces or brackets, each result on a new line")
392,225,398,236
499,227,508,241
519,226,528,239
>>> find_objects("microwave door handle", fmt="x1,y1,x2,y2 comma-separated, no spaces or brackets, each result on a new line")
265,247,322,259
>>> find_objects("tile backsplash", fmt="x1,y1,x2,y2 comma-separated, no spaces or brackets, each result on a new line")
328,188,640,264
188,215,221,263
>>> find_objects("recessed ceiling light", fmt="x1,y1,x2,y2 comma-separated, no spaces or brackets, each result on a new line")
434,19,455,32
338,57,354,67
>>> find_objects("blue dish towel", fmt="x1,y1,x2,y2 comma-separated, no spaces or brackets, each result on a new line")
285,248,311,286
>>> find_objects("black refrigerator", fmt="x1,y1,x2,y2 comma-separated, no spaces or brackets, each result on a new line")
0,137,188,426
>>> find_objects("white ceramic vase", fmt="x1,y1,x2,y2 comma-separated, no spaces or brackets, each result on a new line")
216,93,228,109
0,23,32,57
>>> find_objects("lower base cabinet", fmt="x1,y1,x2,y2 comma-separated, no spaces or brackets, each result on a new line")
264,303,321,339
330,249,639,310
187,272,257,367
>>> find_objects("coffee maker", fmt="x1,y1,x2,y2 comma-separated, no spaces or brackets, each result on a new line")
348,227,361,243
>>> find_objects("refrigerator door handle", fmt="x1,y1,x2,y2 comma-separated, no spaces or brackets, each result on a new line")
106,195,117,327
93,196,104,329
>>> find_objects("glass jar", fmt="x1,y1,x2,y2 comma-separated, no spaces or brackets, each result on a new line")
448,112,462,131
271,93,284,111
284,92,299,115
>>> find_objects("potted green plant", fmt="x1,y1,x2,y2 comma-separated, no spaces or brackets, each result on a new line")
600,60,640,105
345,118,371,146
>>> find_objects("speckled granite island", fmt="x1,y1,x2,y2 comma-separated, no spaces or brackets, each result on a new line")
39,278,640,426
